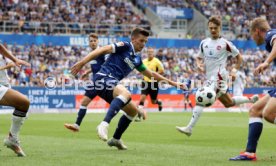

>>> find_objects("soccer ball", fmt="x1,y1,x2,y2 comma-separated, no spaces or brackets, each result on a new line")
195,87,216,107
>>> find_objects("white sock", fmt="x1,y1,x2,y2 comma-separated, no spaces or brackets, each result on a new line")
10,115,25,140
100,121,109,127
232,96,252,105
274,118,276,124
80,105,87,109
138,105,144,109
187,106,204,129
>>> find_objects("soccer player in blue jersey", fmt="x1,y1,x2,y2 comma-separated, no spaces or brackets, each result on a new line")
71,27,186,150
64,33,146,132
230,17,276,161
64,33,109,132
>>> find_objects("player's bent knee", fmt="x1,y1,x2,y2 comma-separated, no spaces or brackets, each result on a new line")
263,111,275,123
17,96,30,112
123,91,131,100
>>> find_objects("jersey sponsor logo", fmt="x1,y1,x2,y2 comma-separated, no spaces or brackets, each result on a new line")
124,57,135,69
217,45,221,50
116,42,124,47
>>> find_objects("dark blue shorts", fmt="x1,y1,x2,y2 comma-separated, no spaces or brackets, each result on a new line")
268,88,276,98
84,74,119,104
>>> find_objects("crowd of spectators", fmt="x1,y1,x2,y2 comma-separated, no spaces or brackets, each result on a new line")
2,43,274,88
0,0,151,36
187,0,276,40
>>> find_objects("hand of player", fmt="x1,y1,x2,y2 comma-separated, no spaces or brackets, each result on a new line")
70,61,84,76
14,59,31,68
80,72,89,80
230,68,237,81
254,62,269,75
7,62,16,68
197,63,205,72
172,81,187,90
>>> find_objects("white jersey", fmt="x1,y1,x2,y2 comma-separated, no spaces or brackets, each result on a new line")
0,57,11,87
233,70,246,96
198,37,240,80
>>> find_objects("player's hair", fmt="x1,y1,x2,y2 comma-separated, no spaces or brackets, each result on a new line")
89,33,98,39
208,16,221,27
131,27,150,37
250,17,271,34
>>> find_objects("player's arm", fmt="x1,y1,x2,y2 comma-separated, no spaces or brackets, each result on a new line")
196,56,204,72
139,66,187,90
234,54,242,70
0,62,16,71
0,44,30,67
254,39,276,75
71,45,113,76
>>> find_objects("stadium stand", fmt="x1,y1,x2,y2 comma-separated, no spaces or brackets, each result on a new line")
0,0,151,35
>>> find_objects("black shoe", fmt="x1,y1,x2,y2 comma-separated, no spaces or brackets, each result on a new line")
158,101,162,111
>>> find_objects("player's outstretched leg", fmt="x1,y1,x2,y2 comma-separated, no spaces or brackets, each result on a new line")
65,95,92,132
1,88,30,157
97,94,129,141
64,105,87,132
232,94,259,105
97,85,131,141
230,95,270,161
176,105,204,137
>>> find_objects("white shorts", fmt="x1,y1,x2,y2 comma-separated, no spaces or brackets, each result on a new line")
205,72,229,98
0,84,9,100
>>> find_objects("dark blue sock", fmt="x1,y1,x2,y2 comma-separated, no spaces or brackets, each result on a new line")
75,108,87,126
113,115,132,140
104,98,126,123
246,122,263,153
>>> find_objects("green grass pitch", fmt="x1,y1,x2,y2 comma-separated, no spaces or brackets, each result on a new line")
0,112,275,166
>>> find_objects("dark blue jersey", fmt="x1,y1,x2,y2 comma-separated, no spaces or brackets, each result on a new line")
265,29,276,65
89,54,109,73
265,29,276,53
97,41,145,81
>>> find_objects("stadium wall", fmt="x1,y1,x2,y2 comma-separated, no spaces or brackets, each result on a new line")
0,87,272,113
0,34,265,49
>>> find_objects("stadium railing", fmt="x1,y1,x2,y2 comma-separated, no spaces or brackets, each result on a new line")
0,20,150,35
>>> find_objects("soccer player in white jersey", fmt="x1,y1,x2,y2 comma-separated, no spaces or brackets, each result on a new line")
176,16,259,136
0,43,31,157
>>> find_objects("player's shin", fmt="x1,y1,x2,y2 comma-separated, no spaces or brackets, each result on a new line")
113,113,133,140
232,95,258,105
10,109,28,140
103,95,130,123
246,117,263,153
187,105,204,129
75,105,87,126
